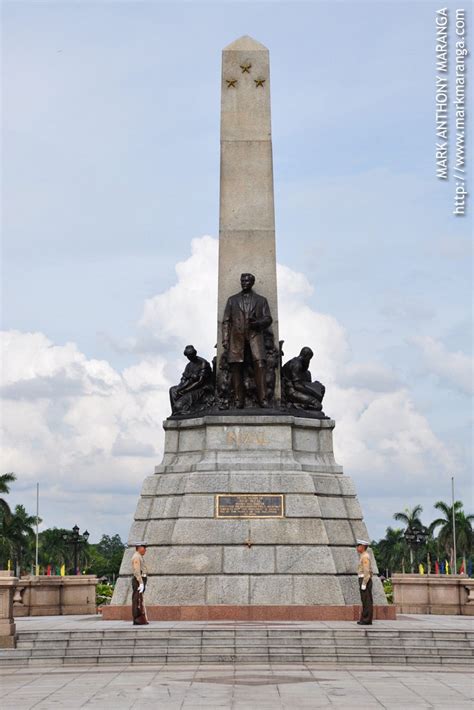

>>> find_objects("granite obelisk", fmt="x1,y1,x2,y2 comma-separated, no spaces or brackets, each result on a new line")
217,37,279,386
106,38,392,621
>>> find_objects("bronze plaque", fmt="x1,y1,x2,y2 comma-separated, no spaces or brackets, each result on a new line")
216,494,284,518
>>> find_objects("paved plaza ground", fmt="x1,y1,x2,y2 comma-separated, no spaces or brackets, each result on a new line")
1,614,472,709
2,662,473,709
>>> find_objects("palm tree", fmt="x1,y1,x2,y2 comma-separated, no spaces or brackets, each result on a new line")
374,527,407,577
430,501,474,572
0,472,17,521
39,528,72,571
0,504,37,575
393,505,426,572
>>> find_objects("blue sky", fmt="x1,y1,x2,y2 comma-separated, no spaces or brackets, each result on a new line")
1,1,472,544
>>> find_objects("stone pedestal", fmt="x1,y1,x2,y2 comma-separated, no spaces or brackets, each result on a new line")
393,574,474,615
13,575,98,616
106,416,393,620
0,571,17,648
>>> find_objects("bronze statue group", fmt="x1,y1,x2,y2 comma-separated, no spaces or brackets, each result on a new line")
169,272,326,417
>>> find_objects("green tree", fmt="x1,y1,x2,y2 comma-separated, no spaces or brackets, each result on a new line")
393,504,427,572
373,527,407,577
97,534,125,561
429,500,474,571
38,528,72,571
0,504,37,575
86,546,108,577
393,504,424,529
87,534,125,579
0,472,17,521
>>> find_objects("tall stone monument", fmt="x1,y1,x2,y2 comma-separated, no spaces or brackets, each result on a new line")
106,37,393,621
217,36,279,372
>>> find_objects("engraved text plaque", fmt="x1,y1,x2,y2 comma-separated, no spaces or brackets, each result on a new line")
216,494,284,518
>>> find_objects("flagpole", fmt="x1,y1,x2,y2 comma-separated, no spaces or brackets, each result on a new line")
35,482,39,575
451,476,457,575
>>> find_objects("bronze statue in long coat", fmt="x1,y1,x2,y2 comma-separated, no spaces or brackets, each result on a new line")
222,273,273,408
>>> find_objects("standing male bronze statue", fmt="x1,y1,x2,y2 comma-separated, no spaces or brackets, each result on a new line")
222,273,273,408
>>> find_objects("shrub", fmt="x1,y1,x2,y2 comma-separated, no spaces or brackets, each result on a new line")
96,582,114,607
383,578,393,604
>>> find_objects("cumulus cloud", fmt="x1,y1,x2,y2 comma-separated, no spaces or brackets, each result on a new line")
411,335,473,396
0,237,458,540
277,264,351,385
137,235,218,357
0,331,171,536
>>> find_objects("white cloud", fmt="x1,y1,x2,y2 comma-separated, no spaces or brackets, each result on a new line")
111,435,156,458
277,264,351,385
411,335,473,396
137,235,218,357
0,331,171,537
333,387,453,478
0,237,459,540
336,362,401,392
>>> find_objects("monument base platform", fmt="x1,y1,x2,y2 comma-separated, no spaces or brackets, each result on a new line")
102,604,396,621
111,415,389,613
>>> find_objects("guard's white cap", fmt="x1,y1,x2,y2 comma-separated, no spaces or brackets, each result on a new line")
132,541,147,547
356,539,370,546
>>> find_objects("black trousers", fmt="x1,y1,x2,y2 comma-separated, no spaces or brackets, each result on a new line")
359,577,373,624
132,576,147,624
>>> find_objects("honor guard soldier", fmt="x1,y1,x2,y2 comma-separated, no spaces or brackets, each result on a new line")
131,542,149,625
356,538,373,625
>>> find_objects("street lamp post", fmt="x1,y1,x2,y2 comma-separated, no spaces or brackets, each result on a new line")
403,525,428,573
63,525,90,575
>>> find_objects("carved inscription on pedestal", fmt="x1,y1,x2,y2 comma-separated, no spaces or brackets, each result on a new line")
225,430,270,446
216,494,284,518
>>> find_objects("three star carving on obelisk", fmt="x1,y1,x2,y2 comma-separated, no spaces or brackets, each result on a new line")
225,59,267,89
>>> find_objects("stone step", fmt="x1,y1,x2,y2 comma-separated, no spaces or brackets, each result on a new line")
1,650,472,667
5,642,473,658
16,634,474,648
14,645,474,659
4,627,473,667
16,629,474,641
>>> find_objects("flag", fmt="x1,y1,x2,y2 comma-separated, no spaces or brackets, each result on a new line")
60,564,66,577
445,560,450,575
459,560,465,574
47,564,52,576
440,561,445,574
435,560,440,574
35,565,40,575
7,559,11,571
418,563,424,575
